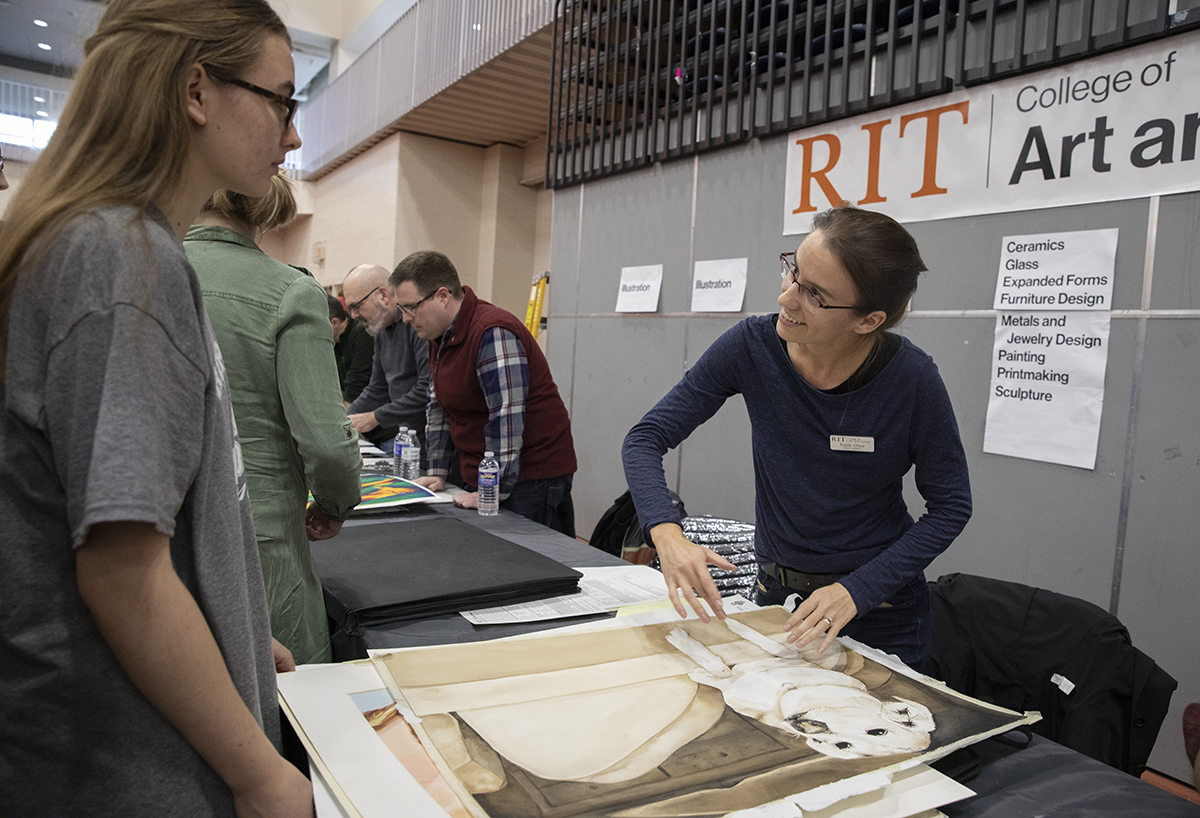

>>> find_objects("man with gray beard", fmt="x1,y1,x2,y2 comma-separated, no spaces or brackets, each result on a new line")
343,264,430,453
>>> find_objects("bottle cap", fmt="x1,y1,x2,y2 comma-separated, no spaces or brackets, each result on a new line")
484,451,495,458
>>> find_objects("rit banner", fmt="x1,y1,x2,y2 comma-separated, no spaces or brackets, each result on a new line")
783,31,1200,232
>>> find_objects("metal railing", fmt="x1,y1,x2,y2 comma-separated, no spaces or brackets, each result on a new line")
298,0,555,178
0,78,69,149
546,0,1200,187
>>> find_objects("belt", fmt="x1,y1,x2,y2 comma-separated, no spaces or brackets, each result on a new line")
759,562,847,594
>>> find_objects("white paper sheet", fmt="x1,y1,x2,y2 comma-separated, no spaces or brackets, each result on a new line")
691,257,748,312
983,228,1117,469
983,310,1112,469
313,764,352,818
991,229,1118,311
798,764,971,817
616,264,664,312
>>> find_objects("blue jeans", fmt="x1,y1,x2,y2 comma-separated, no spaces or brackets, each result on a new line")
755,566,932,667
474,474,574,537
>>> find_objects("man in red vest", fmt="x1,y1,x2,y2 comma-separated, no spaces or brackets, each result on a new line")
394,251,578,536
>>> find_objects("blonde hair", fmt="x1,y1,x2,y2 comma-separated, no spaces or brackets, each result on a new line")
0,0,288,374
201,174,297,233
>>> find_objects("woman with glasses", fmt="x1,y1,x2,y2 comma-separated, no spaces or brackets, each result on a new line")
623,205,971,668
0,1,312,815
185,175,361,667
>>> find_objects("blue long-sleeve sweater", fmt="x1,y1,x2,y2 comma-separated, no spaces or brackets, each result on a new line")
622,315,972,615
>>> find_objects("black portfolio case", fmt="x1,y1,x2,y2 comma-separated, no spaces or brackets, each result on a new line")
313,517,583,638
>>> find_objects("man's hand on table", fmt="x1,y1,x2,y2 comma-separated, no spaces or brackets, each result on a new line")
415,476,445,492
452,491,480,509
348,412,379,434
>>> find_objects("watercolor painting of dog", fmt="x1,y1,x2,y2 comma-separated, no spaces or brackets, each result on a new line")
378,607,1032,818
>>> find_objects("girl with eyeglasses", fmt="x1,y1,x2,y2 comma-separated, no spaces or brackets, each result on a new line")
623,205,971,669
0,1,312,815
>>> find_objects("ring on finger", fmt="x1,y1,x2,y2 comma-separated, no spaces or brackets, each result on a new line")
821,616,833,628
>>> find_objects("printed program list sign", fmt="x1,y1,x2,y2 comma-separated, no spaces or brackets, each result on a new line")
983,228,1117,469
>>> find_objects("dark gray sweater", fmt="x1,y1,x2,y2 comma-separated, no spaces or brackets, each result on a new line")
348,311,430,432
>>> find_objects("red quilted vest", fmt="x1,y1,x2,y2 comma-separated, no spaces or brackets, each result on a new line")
429,286,576,485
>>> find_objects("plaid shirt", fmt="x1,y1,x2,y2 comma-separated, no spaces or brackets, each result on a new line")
426,326,528,498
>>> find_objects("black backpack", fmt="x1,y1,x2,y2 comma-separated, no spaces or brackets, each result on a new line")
588,489,686,559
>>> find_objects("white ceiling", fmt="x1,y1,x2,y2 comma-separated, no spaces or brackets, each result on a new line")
0,0,420,77
1,0,557,164
0,0,334,93
0,0,104,74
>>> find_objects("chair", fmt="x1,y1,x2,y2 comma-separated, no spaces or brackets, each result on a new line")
922,572,1176,776
1185,702,1200,787
587,489,686,565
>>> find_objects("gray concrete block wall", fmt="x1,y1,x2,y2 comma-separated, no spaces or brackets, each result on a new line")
544,129,1200,779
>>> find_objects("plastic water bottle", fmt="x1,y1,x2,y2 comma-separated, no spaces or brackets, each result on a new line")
477,451,500,516
393,427,408,478
401,428,421,480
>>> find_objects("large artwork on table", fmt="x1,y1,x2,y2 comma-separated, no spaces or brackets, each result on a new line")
376,607,1032,818
309,471,437,512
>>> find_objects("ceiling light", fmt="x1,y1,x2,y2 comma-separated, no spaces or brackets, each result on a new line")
38,43,52,50
34,95,46,102
34,19,48,27
36,111,48,117
472,23,481,30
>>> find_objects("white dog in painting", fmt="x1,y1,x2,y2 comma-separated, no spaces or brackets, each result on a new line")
667,621,935,760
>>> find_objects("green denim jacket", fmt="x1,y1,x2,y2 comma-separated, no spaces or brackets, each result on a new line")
185,225,361,664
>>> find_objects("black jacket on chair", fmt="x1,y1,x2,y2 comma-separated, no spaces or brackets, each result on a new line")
922,572,1176,775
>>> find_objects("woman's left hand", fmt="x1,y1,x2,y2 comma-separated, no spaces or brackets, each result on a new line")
784,582,858,655
305,502,344,541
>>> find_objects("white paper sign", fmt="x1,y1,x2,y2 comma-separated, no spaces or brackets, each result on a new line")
984,227,1117,469
983,311,1113,469
691,258,748,312
783,35,1199,231
993,228,1118,310
615,264,663,312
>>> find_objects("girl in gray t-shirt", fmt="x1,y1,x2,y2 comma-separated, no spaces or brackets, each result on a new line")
0,2,314,815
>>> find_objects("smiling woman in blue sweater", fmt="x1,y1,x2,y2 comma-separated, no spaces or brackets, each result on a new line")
623,205,971,667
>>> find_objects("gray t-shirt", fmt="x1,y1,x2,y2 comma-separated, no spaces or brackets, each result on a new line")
0,206,279,815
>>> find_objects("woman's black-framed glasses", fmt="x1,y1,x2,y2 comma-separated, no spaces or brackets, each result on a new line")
779,252,858,311
205,67,298,129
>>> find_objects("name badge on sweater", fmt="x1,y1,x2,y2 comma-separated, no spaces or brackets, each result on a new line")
830,435,874,452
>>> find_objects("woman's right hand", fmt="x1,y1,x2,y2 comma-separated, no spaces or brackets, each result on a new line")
650,523,737,622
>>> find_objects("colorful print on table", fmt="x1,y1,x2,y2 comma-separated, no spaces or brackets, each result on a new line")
309,471,438,513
